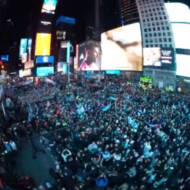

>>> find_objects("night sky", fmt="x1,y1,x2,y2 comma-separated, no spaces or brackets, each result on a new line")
0,0,190,54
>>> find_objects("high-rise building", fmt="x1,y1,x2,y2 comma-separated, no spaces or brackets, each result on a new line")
115,0,175,48
118,0,140,25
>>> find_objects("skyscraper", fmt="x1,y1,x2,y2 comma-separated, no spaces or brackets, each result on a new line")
118,0,140,25
115,0,175,49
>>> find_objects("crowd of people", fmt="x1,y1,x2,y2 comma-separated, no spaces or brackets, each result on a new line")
0,75,190,190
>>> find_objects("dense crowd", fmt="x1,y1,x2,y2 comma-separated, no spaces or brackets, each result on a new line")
0,76,190,190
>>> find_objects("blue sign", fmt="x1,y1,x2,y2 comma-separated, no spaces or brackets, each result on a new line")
105,70,121,75
36,67,54,77
0,55,9,62
36,56,54,64
56,16,76,25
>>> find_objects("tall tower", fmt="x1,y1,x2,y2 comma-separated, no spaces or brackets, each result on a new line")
118,0,140,25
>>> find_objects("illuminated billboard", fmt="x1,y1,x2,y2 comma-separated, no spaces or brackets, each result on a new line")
160,48,174,65
36,56,54,65
171,23,190,50
19,39,27,63
165,3,190,23
19,69,32,78
105,70,121,75
78,41,101,71
165,3,190,50
101,23,142,71
36,66,54,77
19,38,32,64
35,33,51,56
143,48,161,66
56,16,76,25
176,54,190,77
0,55,9,62
42,0,57,14
57,62,67,73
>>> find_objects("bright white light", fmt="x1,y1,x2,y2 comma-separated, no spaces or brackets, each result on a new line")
101,23,142,71
172,23,190,49
176,54,190,77
165,3,190,23
143,48,161,66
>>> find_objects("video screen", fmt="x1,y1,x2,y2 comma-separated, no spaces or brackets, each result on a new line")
143,48,161,66
36,56,54,65
172,23,190,50
19,39,27,63
78,41,101,71
165,3,190,23
160,48,174,64
56,16,76,25
42,0,57,14
105,70,121,75
19,69,32,78
35,33,51,56
0,55,9,62
25,60,34,69
19,38,32,64
176,54,190,77
57,62,67,73
101,23,142,71
36,66,54,77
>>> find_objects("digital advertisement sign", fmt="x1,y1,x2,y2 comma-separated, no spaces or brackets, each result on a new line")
0,55,9,62
19,69,32,78
78,41,101,71
165,3,190,23
19,38,32,64
176,54,190,77
56,16,76,25
57,62,67,73
143,48,161,66
35,33,51,56
171,23,190,50
101,23,142,71
42,0,57,14
36,56,54,65
160,48,174,65
19,38,27,63
105,70,121,75
36,66,54,77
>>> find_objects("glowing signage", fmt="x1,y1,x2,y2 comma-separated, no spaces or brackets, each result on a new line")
101,23,142,71
35,33,51,56
36,66,54,77
36,56,54,64
42,0,57,14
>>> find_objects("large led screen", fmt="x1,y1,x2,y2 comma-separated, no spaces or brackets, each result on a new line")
165,3,190,23
35,33,51,56
57,62,67,73
78,41,101,71
176,54,190,77
160,48,174,65
42,0,57,14
36,67,54,77
0,55,9,62
19,69,32,78
36,56,54,65
19,39,27,63
171,23,190,50
19,39,32,64
101,23,142,71
143,48,161,66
